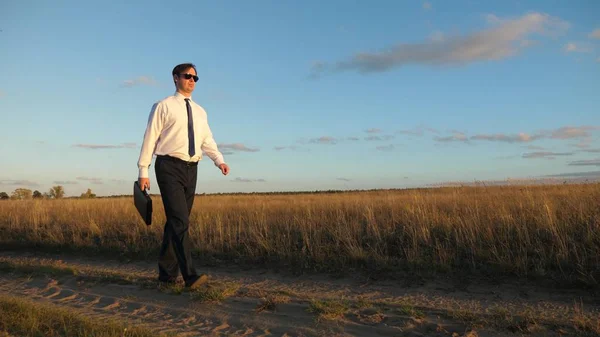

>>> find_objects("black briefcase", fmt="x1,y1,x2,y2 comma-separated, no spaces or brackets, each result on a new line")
133,181,152,225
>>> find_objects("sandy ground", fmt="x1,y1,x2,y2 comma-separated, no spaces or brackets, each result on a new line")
0,250,598,337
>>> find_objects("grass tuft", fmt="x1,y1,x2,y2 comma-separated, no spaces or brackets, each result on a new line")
307,299,350,321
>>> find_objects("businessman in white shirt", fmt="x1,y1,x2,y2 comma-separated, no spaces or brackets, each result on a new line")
137,63,229,289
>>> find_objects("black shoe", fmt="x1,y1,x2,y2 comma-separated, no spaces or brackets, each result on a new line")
185,274,208,290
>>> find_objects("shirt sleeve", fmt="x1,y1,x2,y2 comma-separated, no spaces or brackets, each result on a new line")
201,124,225,167
137,102,163,178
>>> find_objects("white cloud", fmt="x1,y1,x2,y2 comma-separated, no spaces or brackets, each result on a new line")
273,145,308,152
365,128,382,134
435,125,598,144
423,1,432,10
73,143,137,149
434,132,468,142
122,76,158,88
76,176,103,185
471,132,537,143
0,180,39,187
570,136,592,149
310,12,568,77
53,181,78,185
429,31,445,42
589,28,600,39
563,42,591,53
309,136,338,145
568,158,600,166
397,125,439,136
376,144,396,151
218,143,260,152
231,177,266,183
365,135,395,141
522,151,574,159
544,126,598,139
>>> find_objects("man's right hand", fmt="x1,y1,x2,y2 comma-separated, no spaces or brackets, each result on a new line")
138,178,150,191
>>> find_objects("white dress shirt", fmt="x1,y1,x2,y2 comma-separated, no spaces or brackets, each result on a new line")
137,92,225,178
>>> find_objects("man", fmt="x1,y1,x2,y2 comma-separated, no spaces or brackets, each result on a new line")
137,63,229,289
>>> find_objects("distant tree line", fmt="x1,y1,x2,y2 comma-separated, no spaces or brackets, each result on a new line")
0,186,96,200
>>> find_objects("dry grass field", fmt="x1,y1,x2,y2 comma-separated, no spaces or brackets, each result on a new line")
0,183,599,336
1,183,599,285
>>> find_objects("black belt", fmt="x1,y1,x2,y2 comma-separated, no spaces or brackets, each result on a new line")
157,155,198,166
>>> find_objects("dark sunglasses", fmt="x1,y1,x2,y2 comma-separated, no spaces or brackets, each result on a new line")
179,73,199,82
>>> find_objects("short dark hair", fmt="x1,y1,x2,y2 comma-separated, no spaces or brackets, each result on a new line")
172,63,197,83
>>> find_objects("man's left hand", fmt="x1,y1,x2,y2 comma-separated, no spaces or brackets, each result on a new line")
218,163,230,175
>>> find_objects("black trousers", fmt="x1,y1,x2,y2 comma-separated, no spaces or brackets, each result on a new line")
155,155,199,283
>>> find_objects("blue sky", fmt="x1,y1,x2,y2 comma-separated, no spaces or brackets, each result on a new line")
1,0,599,196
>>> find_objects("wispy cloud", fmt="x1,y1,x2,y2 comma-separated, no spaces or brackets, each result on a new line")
582,148,600,153
434,126,598,144
589,28,600,39
309,136,338,145
122,76,158,88
365,128,382,134
337,177,352,182
376,144,396,151
495,155,520,160
543,126,598,139
523,145,545,150
0,180,39,187
522,151,574,159
365,135,395,141
422,1,432,11
73,143,137,150
76,176,103,185
53,180,78,185
273,145,308,152
397,125,439,136
310,12,568,77
0,89,5,98
471,132,537,143
109,179,128,184
563,42,592,53
570,137,593,149
346,136,360,141
218,143,260,152
434,132,468,142
231,177,266,183
430,174,600,187
568,158,600,166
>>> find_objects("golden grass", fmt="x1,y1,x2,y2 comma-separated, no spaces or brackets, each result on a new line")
0,184,599,286
0,294,167,337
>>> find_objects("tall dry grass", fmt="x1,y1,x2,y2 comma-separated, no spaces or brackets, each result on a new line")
0,184,598,286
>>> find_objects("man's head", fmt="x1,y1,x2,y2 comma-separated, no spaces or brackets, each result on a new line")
172,63,198,96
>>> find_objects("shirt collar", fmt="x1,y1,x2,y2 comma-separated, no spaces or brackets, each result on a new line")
174,92,192,101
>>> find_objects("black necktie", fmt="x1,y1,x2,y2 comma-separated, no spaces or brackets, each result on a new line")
184,98,195,157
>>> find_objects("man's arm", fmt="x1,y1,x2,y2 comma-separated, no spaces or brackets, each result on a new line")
201,125,228,174
137,102,163,186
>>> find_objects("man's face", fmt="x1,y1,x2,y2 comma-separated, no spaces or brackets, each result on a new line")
175,67,198,94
